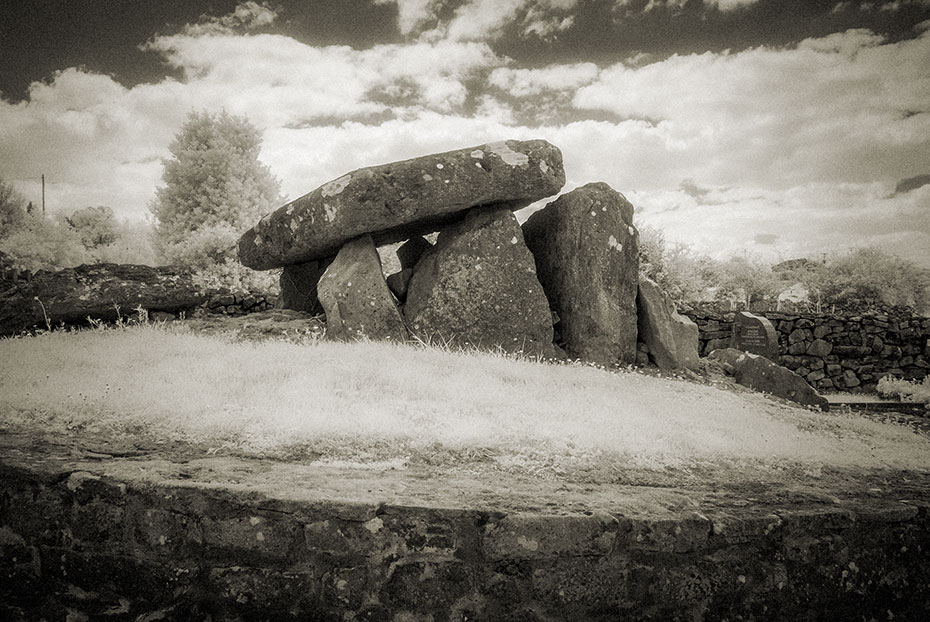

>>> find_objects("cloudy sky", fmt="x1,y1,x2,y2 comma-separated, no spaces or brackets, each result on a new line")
1,0,929,267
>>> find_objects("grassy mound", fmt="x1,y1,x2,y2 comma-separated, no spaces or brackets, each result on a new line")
2,323,928,484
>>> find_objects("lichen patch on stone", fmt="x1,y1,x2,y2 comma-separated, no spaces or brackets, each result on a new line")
516,535,539,551
470,150,484,159
487,141,530,167
539,160,549,173
608,235,623,253
321,174,352,198
364,517,384,533
324,203,338,222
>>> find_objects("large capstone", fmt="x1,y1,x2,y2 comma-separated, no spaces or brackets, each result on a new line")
404,206,554,356
522,182,639,365
637,277,700,370
239,140,565,270
317,235,407,343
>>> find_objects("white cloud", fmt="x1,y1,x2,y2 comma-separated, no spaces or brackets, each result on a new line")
489,62,599,96
0,6,927,270
573,29,930,189
374,0,436,36
616,0,759,12
180,1,278,35
378,0,578,41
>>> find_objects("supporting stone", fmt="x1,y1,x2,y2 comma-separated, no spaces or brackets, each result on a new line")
317,235,407,343
522,182,639,365
404,206,554,356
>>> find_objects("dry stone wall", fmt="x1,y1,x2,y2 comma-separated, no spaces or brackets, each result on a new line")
685,308,930,392
4,447,930,621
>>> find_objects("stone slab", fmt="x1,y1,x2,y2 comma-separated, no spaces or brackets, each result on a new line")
238,140,565,269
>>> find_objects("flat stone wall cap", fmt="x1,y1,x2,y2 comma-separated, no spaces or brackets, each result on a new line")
238,139,565,269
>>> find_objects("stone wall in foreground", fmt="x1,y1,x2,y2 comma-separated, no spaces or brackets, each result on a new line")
3,455,930,620
683,308,930,393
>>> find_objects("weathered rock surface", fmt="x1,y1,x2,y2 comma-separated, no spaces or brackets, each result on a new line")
278,259,331,315
238,140,565,269
317,235,407,342
708,348,830,411
637,277,700,370
522,182,639,365
183,309,326,343
0,263,210,336
404,206,553,356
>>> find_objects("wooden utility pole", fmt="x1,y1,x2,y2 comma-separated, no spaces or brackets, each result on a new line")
41,174,46,217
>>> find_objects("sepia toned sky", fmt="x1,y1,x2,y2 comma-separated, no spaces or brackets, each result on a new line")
1,0,929,266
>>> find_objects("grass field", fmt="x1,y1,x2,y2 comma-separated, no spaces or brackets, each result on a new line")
1,323,928,482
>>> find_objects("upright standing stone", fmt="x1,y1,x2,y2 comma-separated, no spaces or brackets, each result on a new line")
317,235,407,343
238,140,565,269
637,277,700,370
730,311,779,360
404,207,554,356
278,260,331,315
522,182,639,365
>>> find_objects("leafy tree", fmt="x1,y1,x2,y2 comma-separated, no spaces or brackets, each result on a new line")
714,256,782,309
0,213,89,272
0,178,29,239
149,110,282,290
638,224,718,304
815,248,929,312
64,205,118,249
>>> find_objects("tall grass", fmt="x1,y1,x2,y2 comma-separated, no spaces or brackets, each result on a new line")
1,323,928,480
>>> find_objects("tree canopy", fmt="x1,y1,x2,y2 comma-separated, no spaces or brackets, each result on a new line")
149,110,281,289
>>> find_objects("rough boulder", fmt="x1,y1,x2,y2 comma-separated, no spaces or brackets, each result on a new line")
637,277,700,370
0,263,210,336
708,348,830,411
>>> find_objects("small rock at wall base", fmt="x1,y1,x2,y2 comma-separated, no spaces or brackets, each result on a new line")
317,235,407,343
404,206,554,357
